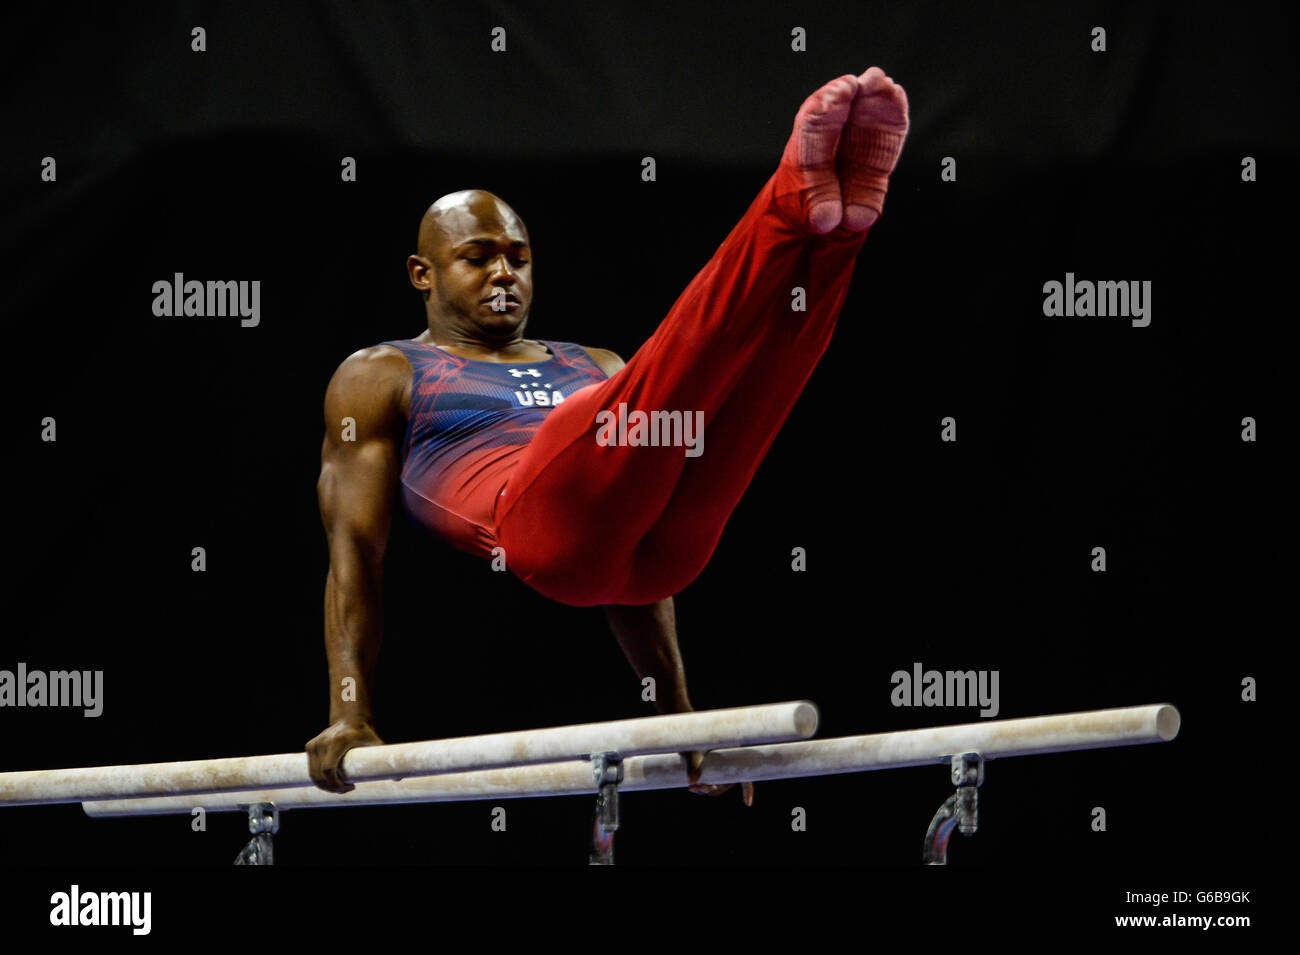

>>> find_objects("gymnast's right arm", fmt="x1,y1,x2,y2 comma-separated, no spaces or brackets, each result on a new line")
306,348,407,793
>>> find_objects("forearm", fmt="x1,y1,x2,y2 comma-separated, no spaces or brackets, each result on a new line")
603,598,692,714
322,560,384,725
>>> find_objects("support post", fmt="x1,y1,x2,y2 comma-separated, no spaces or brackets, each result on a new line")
923,752,983,865
588,753,623,866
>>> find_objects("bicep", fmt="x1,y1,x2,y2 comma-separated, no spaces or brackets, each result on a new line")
318,357,404,561
319,439,399,555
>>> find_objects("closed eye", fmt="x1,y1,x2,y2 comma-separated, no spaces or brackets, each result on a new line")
465,256,529,267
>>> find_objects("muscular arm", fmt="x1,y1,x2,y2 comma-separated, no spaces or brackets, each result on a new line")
603,599,693,714
604,597,750,802
307,346,408,791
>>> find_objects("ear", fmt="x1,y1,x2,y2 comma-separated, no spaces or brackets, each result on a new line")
407,254,435,299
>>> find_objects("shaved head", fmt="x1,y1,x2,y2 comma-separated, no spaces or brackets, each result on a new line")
417,189,528,260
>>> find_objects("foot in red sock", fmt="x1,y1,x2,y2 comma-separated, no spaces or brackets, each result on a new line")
776,74,860,234
838,66,910,231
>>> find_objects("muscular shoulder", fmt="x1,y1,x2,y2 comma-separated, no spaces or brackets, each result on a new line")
330,344,410,389
577,345,626,377
324,344,411,423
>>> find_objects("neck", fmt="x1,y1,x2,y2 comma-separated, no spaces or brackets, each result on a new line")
418,328,538,359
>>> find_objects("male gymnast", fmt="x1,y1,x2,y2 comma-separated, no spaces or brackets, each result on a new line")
307,68,910,802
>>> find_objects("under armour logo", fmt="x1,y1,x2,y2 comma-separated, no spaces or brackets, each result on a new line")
508,368,543,378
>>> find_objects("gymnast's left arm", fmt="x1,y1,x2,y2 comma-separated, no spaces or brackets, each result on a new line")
603,600,755,806
603,599,694,715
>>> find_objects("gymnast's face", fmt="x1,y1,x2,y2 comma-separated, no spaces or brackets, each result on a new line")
409,190,534,341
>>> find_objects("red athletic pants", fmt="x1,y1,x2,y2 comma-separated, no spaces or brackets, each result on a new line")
496,163,870,606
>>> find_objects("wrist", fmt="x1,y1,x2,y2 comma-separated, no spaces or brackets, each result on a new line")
328,707,374,727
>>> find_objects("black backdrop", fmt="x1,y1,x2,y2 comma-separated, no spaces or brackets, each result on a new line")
0,0,1288,933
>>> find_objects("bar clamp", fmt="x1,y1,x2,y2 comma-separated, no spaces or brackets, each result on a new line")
588,752,624,865
233,802,279,866
923,752,983,865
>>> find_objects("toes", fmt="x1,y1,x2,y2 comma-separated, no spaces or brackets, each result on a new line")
849,68,909,127
856,67,906,102
856,66,887,90
832,74,860,97
810,75,858,118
